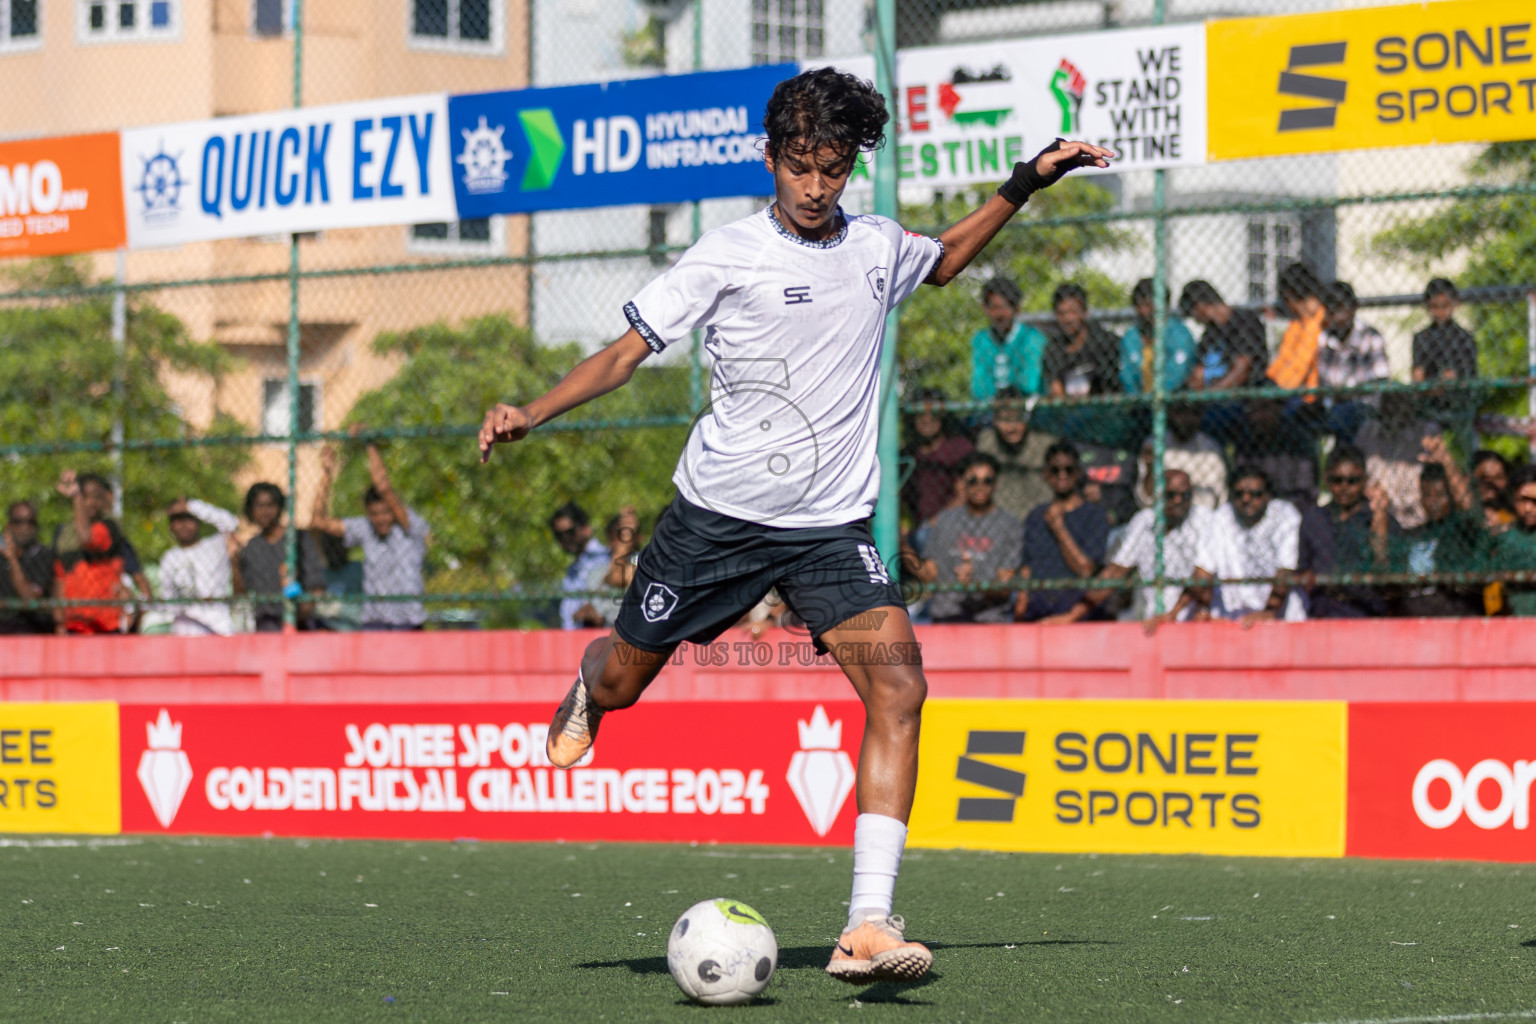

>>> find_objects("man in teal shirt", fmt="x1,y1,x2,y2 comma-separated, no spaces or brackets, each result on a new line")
1496,466,1536,616
970,276,1047,401
1120,277,1198,394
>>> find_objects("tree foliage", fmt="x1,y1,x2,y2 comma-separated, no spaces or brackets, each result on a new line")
896,178,1136,398
0,258,248,563
1372,141,1536,449
332,315,687,623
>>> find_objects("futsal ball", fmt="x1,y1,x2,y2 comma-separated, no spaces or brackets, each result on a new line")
666,898,778,1005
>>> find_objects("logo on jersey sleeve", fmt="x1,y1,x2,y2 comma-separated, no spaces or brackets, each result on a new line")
866,266,887,302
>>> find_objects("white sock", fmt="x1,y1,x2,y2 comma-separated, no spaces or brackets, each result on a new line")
847,813,907,931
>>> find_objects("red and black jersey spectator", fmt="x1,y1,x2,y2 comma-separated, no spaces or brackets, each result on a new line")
51,471,138,634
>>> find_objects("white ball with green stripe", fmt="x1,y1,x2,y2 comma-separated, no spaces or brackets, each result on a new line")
666,898,778,1005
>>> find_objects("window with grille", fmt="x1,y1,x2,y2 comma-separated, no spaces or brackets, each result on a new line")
81,0,176,41
262,379,318,437
408,218,500,256
1245,215,1301,306
1,0,40,51
252,0,290,37
751,0,822,65
410,0,497,51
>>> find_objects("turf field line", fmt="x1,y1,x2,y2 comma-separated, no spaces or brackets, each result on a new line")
0,837,142,848
1296,1011,1536,1024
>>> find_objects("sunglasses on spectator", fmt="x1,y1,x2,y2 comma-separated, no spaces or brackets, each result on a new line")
8,517,36,526
1166,489,1192,501
963,474,996,485
1328,473,1364,484
1045,464,1077,476
1233,487,1268,499
552,526,579,540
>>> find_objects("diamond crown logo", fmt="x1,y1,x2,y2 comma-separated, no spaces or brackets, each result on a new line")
797,705,842,750
146,708,182,749
137,708,193,829
786,705,855,836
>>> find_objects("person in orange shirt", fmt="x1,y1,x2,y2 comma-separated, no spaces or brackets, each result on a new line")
1267,262,1326,395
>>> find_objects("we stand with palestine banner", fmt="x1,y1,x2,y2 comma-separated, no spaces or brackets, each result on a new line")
0,0,1531,259
835,22,1208,191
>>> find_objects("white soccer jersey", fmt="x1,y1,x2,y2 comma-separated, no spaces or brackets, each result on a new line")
624,205,942,528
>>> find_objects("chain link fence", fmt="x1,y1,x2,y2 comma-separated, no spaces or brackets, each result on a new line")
2,0,1534,635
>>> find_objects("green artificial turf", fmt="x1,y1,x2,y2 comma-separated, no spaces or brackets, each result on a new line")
3,836,1534,1023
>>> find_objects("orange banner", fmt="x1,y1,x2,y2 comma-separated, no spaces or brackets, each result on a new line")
0,133,125,259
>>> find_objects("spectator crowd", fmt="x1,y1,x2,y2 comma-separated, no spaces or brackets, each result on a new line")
3,265,1532,635
898,267,1536,624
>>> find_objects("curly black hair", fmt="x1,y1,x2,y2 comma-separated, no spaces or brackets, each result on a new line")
764,67,888,159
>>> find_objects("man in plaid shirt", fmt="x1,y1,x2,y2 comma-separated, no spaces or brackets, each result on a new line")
1319,281,1390,442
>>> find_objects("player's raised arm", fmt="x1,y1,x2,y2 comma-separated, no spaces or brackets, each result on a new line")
479,328,655,462
925,140,1114,287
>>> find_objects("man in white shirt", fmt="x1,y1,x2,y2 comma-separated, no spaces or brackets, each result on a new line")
1194,466,1303,623
1048,468,1214,623
477,67,1111,986
1136,402,1227,511
159,497,241,636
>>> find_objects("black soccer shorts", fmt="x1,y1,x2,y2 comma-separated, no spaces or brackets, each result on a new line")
613,495,907,655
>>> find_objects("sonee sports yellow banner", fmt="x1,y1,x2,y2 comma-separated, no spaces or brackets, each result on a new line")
1207,0,1536,161
0,702,120,834
908,700,1346,857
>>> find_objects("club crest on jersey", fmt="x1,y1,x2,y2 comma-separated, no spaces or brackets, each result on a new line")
642,582,679,622
866,266,888,302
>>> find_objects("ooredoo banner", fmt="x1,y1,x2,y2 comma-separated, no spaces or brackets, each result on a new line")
119,702,864,845
447,64,791,217
908,699,1346,857
119,94,457,249
834,23,1208,189
0,702,120,834
1348,703,1536,861
0,133,125,258
1207,0,1536,161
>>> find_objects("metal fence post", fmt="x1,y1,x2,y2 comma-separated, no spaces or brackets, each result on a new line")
1149,0,1169,616
284,0,305,630
688,0,705,414
872,0,901,570
110,250,126,518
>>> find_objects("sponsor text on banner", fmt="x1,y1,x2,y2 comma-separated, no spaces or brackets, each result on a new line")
908,699,1345,857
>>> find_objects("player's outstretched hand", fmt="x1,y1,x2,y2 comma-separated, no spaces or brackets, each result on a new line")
997,140,1115,206
1034,140,1114,180
479,403,534,463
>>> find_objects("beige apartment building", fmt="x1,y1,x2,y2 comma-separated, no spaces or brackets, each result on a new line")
0,0,530,485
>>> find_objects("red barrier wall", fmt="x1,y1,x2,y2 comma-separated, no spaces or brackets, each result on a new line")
5,618,1536,704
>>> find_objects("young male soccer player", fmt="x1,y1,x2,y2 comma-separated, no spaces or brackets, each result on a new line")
478,67,1110,984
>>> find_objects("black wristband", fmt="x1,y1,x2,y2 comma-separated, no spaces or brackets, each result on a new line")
997,138,1068,206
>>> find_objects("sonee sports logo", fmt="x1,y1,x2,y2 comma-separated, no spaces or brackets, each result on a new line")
1277,42,1347,132
783,285,812,305
955,730,1026,822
